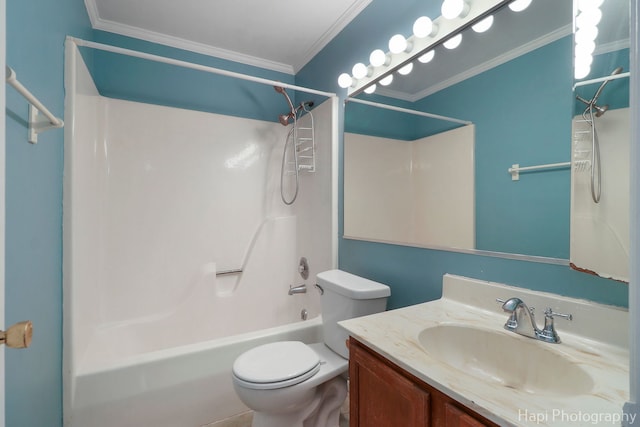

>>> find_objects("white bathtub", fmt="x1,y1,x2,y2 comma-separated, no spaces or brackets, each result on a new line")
69,316,322,427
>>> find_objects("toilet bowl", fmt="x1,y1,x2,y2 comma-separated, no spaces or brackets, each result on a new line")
231,269,390,427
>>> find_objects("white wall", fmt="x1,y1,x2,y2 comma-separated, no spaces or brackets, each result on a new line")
64,45,334,375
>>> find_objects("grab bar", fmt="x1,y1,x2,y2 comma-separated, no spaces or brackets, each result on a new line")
508,162,570,181
216,269,243,276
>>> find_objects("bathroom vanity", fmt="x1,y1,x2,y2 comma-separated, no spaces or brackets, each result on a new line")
349,337,497,426
340,274,630,427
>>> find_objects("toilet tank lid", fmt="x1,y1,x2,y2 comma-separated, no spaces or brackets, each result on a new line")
317,269,390,299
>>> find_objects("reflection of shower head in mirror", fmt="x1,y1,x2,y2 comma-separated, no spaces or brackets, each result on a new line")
576,67,623,118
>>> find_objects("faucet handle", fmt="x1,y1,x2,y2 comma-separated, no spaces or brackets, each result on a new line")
544,308,573,321
539,308,572,343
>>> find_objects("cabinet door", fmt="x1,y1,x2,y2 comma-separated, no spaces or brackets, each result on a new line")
350,341,430,426
444,402,492,427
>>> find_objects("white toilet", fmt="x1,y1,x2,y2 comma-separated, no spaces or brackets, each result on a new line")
232,269,390,427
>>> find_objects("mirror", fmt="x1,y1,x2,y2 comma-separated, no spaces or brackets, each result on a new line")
570,0,630,281
344,0,576,260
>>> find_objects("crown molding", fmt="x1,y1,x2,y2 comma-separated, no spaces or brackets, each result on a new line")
596,38,631,55
378,24,573,103
293,0,372,73
85,1,295,75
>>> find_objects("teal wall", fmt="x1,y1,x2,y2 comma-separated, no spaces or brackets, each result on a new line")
5,1,93,426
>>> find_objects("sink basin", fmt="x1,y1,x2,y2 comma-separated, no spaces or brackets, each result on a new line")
417,324,594,396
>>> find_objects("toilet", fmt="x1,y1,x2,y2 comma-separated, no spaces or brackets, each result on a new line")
231,269,390,427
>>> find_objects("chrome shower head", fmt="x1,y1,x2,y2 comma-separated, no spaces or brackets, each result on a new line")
279,113,293,126
274,85,295,125
592,66,623,104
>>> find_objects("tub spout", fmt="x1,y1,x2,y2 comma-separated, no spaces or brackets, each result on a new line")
288,284,307,295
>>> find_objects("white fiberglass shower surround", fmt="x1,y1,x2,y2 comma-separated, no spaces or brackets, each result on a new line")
63,38,338,427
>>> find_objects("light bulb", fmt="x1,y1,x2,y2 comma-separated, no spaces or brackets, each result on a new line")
389,34,408,54
472,15,494,33
370,49,389,67
576,8,602,29
338,73,353,89
379,74,394,86
364,84,377,94
398,63,414,75
441,0,469,19
575,39,596,57
575,26,598,44
352,63,369,79
413,16,437,38
575,63,591,79
574,54,593,67
443,33,463,49
578,0,604,12
418,50,435,63
508,0,532,12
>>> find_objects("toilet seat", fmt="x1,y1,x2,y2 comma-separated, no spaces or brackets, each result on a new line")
232,341,321,390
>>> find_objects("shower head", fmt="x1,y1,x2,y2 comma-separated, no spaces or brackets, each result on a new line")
592,66,623,104
279,113,293,126
274,85,295,119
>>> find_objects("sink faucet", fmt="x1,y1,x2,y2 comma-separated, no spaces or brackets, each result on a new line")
498,297,572,344
288,284,307,295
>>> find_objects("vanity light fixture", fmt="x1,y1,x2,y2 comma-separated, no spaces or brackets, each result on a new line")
441,0,470,20
471,14,494,32
341,0,512,95
508,0,532,12
338,73,354,89
573,0,602,80
379,74,394,86
443,33,463,49
389,34,412,54
398,63,414,75
364,84,377,94
370,49,391,67
418,50,435,63
413,16,438,38
352,63,370,79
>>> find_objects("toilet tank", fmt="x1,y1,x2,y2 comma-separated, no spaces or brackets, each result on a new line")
317,270,390,359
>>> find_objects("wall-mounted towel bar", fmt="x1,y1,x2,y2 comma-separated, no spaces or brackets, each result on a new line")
509,162,571,181
5,66,64,144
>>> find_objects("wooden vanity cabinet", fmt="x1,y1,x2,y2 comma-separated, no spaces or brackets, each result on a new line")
349,337,498,427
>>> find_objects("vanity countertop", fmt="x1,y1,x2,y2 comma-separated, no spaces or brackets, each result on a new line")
339,274,630,427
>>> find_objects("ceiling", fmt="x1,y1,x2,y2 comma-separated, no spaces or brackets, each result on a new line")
84,0,372,74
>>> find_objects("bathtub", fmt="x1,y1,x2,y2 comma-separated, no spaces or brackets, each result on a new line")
69,316,322,427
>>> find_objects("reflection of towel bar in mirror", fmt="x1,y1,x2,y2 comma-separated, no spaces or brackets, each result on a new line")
509,162,571,181
216,269,243,276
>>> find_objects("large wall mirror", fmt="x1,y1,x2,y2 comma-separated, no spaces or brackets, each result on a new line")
343,0,629,268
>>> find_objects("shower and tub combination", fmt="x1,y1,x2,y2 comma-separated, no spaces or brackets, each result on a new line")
62,38,338,427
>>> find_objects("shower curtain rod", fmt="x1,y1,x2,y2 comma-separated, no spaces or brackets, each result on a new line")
573,71,630,90
345,97,472,125
66,37,337,99
6,65,64,144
